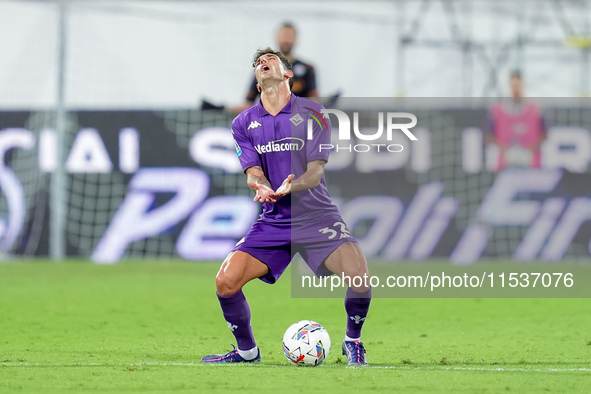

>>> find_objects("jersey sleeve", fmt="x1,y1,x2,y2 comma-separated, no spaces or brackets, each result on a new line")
305,105,331,163
231,117,261,172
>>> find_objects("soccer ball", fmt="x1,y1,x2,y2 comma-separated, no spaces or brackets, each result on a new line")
282,320,331,366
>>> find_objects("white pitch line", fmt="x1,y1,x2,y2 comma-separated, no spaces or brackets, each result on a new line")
1,362,590,373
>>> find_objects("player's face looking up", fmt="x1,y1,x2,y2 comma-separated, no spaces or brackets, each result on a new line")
254,54,290,87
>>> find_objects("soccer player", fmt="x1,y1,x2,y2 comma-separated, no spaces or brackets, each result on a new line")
486,70,547,170
201,48,371,366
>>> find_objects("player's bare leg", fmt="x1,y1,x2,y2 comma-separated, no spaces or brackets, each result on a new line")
201,251,269,363
325,242,370,291
216,251,269,296
325,242,371,365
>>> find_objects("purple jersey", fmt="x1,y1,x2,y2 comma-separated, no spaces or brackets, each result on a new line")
232,94,339,223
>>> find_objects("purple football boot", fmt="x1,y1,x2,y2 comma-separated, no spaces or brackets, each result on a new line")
342,340,368,366
201,345,261,364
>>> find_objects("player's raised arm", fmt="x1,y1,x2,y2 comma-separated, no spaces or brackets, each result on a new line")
246,166,277,203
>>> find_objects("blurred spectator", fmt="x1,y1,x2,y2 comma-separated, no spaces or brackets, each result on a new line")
485,70,547,170
228,22,318,114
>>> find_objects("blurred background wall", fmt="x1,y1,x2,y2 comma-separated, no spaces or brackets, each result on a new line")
1,0,590,110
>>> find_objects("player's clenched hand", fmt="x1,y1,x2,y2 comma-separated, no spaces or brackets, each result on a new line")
247,181,277,203
272,174,294,199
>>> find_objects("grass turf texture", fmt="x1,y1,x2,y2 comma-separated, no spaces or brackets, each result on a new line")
0,261,589,393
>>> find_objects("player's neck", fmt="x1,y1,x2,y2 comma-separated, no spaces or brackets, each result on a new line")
260,83,291,116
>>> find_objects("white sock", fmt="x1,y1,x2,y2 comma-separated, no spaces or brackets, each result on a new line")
238,346,258,360
344,335,360,342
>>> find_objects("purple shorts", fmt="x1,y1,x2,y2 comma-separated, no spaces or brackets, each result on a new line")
232,215,358,284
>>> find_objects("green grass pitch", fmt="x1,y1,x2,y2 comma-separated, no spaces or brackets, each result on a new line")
1,260,590,393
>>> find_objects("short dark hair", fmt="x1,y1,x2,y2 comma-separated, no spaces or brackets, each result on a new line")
252,47,293,88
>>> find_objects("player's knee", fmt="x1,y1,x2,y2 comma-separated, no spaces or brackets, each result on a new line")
342,264,370,291
343,260,369,280
215,272,243,296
